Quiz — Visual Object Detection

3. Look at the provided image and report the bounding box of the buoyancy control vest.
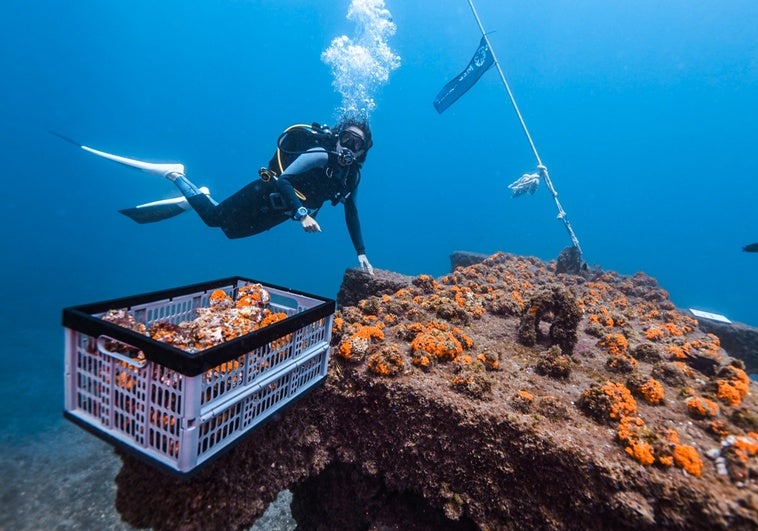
[259,123,360,206]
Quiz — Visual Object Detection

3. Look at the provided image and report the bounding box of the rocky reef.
[113,252,757,530]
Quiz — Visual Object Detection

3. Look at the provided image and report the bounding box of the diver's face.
[337,126,367,162]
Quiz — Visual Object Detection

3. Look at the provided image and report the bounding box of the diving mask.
[338,130,365,152]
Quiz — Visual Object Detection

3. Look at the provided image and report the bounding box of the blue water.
[0,0,756,525]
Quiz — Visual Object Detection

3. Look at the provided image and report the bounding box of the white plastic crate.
[63,277,334,476]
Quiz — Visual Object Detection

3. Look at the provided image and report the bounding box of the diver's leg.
[170,174,222,227]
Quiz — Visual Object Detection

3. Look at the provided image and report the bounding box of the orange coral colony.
[638,378,665,406]
[329,251,755,483]
[103,283,285,353]
[337,324,385,361]
[599,334,629,356]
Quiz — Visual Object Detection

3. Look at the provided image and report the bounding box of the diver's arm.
[276,150,329,212]
[344,193,373,274]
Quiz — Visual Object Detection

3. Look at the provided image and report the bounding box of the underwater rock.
[691,315,758,374]
[555,244,587,275]
[450,250,489,270]
[516,285,582,354]
[336,267,412,308]
[113,252,757,530]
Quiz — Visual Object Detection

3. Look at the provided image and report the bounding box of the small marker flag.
[433,36,495,113]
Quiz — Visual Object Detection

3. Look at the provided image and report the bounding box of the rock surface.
[114,252,758,530]
[693,318,758,374]
[450,251,758,374]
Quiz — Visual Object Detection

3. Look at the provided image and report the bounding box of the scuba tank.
[260,122,356,181]
[269,122,334,175]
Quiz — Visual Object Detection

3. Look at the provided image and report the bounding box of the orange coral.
[708,421,729,438]
[209,289,231,304]
[235,283,269,308]
[672,361,696,378]
[686,396,720,419]
[715,368,750,407]
[410,328,463,361]
[589,307,614,328]
[617,416,655,466]
[132,282,288,352]
[645,327,664,341]
[673,445,703,477]
[603,382,637,419]
[665,345,688,360]
[617,417,703,471]
[382,313,398,326]
[579,382,638,423]
[626,441,655,466]
[702,333,721,356]
[476,352,499,371]
[367,345,405,377]
[518,390,534,401]
[662,323,685,337]
[511,290,525,308]
[451,286,486,318]
[734,433,758,457]
[641,308,660,320]
[451,327,474,349]
[413,274,439,293]
[716,381,743,407]
[394,288,411,298]
[599,334,629,356]
[259,311,287,329]
[617,415,645,443]
[411,352,432,369]
[638,378,665,405]
[337,324,385,361]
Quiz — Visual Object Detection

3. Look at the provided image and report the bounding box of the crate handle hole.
[96,335,147,368]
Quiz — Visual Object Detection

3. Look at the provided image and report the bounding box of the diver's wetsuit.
[173,149,366,254]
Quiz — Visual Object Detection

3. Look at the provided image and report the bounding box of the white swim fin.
[50,131,184,179]
[119,187,211,224]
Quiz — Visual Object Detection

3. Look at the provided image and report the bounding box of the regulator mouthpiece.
[338,148,355,166]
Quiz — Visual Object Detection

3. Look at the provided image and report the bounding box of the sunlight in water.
[322,0,401,121]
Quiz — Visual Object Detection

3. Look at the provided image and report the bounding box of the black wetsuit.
[177,150,366,254]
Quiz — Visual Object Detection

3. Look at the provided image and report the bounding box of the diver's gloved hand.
[358,254,374,275]
[300,215,321,233]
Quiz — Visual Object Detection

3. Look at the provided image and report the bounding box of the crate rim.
[62,275,335,376]
[64,276,333,313]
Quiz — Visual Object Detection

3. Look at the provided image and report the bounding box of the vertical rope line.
[466,0,541,166]
[466,0,583,256]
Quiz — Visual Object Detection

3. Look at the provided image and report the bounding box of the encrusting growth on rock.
[112,252,758,531]
[331,252,755,485]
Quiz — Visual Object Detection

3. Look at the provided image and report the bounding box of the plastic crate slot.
[201,355,246,405]
[149,426,180,458]
[198,402,242,454]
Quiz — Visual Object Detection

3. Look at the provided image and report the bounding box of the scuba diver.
[53,118,375,274]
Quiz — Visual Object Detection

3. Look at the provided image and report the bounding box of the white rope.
[467,0,583,257]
